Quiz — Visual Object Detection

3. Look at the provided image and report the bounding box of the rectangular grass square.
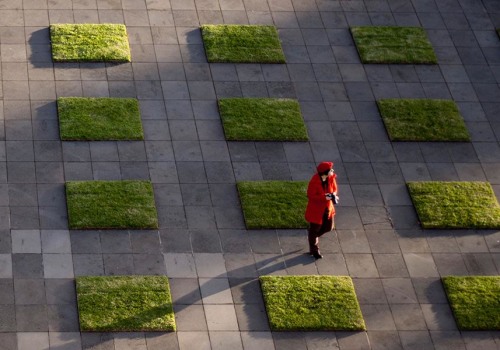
[201,25,286,63]
[260,275,366,331]
[442,276,500,330]
[66,180,159,230]
[237,181,308,229]
[218,98,308,141]
[377,99,470,141]
[50,24,131,62]
[58,97,144,141]
[351,26,437,64]
[76,276,176,332]
[407,181,500,229]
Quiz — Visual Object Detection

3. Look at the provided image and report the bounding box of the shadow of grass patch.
[58,97,143,140]
[351,26,437,64]
[442,276,500,330]
[201,25,285,63]
[50,24,131,62]
[260,276,365,331]
[377,99,470,141]
[76,276,176,332]
[237,181,308,229]
[66,180,159,229]
[218,98,308,141]
[407,182,500,229]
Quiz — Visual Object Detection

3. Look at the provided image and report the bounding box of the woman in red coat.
[305,161,338,259]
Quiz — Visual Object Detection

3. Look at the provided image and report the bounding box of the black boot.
[312,251,323,259]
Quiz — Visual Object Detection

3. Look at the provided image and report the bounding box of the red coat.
[305,173,337,225]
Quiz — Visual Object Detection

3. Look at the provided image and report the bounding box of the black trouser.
[308,210,334,254]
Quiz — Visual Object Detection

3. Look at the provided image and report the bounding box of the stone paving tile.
[43,254,74,278]
[194,253,227,277]
[367,331,403,350]
[72,254,104,276]
[421,304,458,331]
[224,253,258,278]
[398,331,435,350]
[170,278,202,305]
[430,331,466,350]
[373,254,409,278]
[337,230,371,253]
[336,332,371,350]
[253,253,287,276]
[433,253,469,276]
[234,302,270,331]
[463,253,498,275]
[390,304,428,331]
[14,279,45,305]
[40,230,71,253]
[240,332,275,350]
[209,331,244,350]
[177,331,210,350]
[382,278,419,305]
[174,304,208,331]
[360,304,396,331]
[316,253,348,275]
[204,304,239,331]
[17,333,49,350]
[164,253,197,278]
[48,332,82,350]
[273,332,307,350]
[353,278,387,305]
[103,254,134,275]
[114,333,148,350]
[345,253,379,277]
[403,253,439,278]
[11,230,41,254]
[199,277,233,304]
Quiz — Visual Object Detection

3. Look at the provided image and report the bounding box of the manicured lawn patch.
[442,276,500,330]
[350,26,437,64]
[50,24,131,62]
[58,97,143,141]
[407,181,500,229]
[66,180,159,229]
[218,98,308,141]
[76,276,176,332]
[201,25,285,63]
[377,99,470,141]
[237,181,308,229]
[260,275,365,331]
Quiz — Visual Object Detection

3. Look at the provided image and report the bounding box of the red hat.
[317,161,333,173]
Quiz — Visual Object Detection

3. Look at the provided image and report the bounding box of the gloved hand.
[333,194,339,204]
[327,192,339,204]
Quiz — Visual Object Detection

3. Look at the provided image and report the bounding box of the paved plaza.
[0,0,499,349]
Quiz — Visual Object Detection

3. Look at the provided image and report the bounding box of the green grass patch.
[201,24,286,63]
[57,97,143,141]
[407,181,500,229]
[442,276,500,330]
[260,275,366,331]
[351,26,437,64]
[237,181,308,229]
[76,276,175,332]
[377,99,470,141]
[218,98,308,141]
[50,24,131,62]
[66,180,159,230]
